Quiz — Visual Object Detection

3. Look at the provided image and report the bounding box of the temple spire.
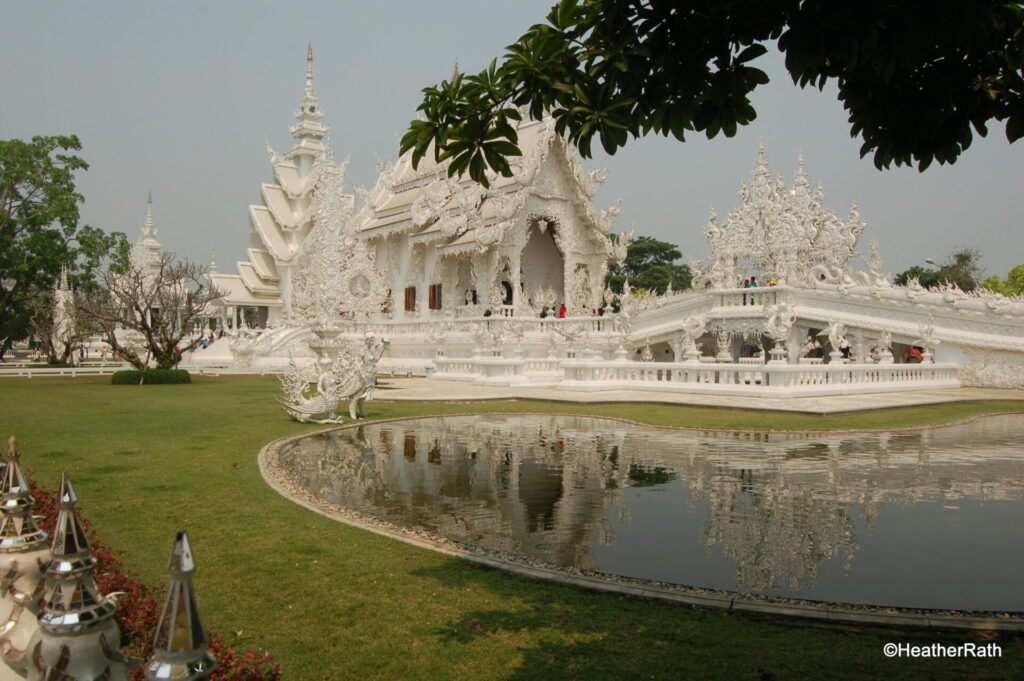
[290,42,328,143]
[142,191,157,240]
[793,149,809,191]
[145,531,215,681]
[306,42,314,95]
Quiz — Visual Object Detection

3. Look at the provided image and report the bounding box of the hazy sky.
[2,1,1022,278]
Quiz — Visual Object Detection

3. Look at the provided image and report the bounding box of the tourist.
[483,308,492,318]
[745,276,757,304]
[869,346,880,363]
[904,346,924,363]
[558,303,566,318]
[741,277,750,304]
[539,307,549,318]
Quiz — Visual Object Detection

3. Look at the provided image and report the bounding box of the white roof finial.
[143,191,156,238]
[306,41,314,94]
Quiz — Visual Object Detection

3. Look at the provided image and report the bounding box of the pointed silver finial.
[58,472,78,510]
[0,434,49,551]
[145,531,215,681]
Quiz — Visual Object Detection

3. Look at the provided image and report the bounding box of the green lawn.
[1,375,1021,681]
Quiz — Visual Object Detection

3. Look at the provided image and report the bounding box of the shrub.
[29,480,281,681]
[111,369,192,385]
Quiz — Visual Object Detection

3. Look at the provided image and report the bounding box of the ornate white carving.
[958,348,1024,389]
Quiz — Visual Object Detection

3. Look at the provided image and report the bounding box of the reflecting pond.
[278,414,1024,611]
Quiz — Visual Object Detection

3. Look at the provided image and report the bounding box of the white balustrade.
[557,360,959,396]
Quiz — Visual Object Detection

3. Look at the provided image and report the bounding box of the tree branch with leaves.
[402,0,1024,187]
[1,135,128,342]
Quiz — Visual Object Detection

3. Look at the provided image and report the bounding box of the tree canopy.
[401,0,1024,186]
[605,235,692,294]
[982,263,1024,295]
[894,248,985,291]
[0,135,126,342]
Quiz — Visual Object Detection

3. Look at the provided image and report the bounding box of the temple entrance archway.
[521,218,564,308]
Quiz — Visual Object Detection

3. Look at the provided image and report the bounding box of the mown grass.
[1,375,1021,681]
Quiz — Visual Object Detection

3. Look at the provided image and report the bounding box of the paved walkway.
[373,378,1024,414]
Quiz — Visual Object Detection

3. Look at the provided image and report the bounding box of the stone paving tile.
[373,379,1024,415]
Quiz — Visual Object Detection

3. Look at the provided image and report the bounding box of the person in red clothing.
[904,346,924,363]
[558,303,567,318]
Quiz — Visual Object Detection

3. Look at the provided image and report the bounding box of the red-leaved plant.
[30,478,281,681]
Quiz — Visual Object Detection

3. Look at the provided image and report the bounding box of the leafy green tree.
[982,263,1024,295]
[606,235,692,294]
[402,0,1024,186]
[893,265,940,289]
[0,135,127,346]
[894,248,985,291]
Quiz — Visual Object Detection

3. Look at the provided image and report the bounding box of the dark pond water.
[278,414,1024,611]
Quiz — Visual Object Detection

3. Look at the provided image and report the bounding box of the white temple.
[196,48,1024,396]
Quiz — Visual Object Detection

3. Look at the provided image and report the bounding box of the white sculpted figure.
[763,302,796,344]
[764,302,796,362]
[279,355,344,423]
[278,334,389,423]
[678,313,707,362]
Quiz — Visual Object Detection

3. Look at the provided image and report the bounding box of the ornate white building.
[198,49,1024,396]
[212,48,625,333]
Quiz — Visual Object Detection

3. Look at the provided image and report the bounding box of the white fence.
[0,364,125,378]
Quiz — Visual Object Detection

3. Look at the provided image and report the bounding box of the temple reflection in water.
[279,414,1024,611]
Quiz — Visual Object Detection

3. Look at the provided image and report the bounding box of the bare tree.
[28,289,95,364]
[79,252,223,370]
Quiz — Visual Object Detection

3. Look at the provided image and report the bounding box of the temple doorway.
[521,218,564,308]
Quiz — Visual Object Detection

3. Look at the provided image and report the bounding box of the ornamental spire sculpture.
[144,531,215,681]
[699,144,867,288]
[0,436,51,678]
[28,473,132,681]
